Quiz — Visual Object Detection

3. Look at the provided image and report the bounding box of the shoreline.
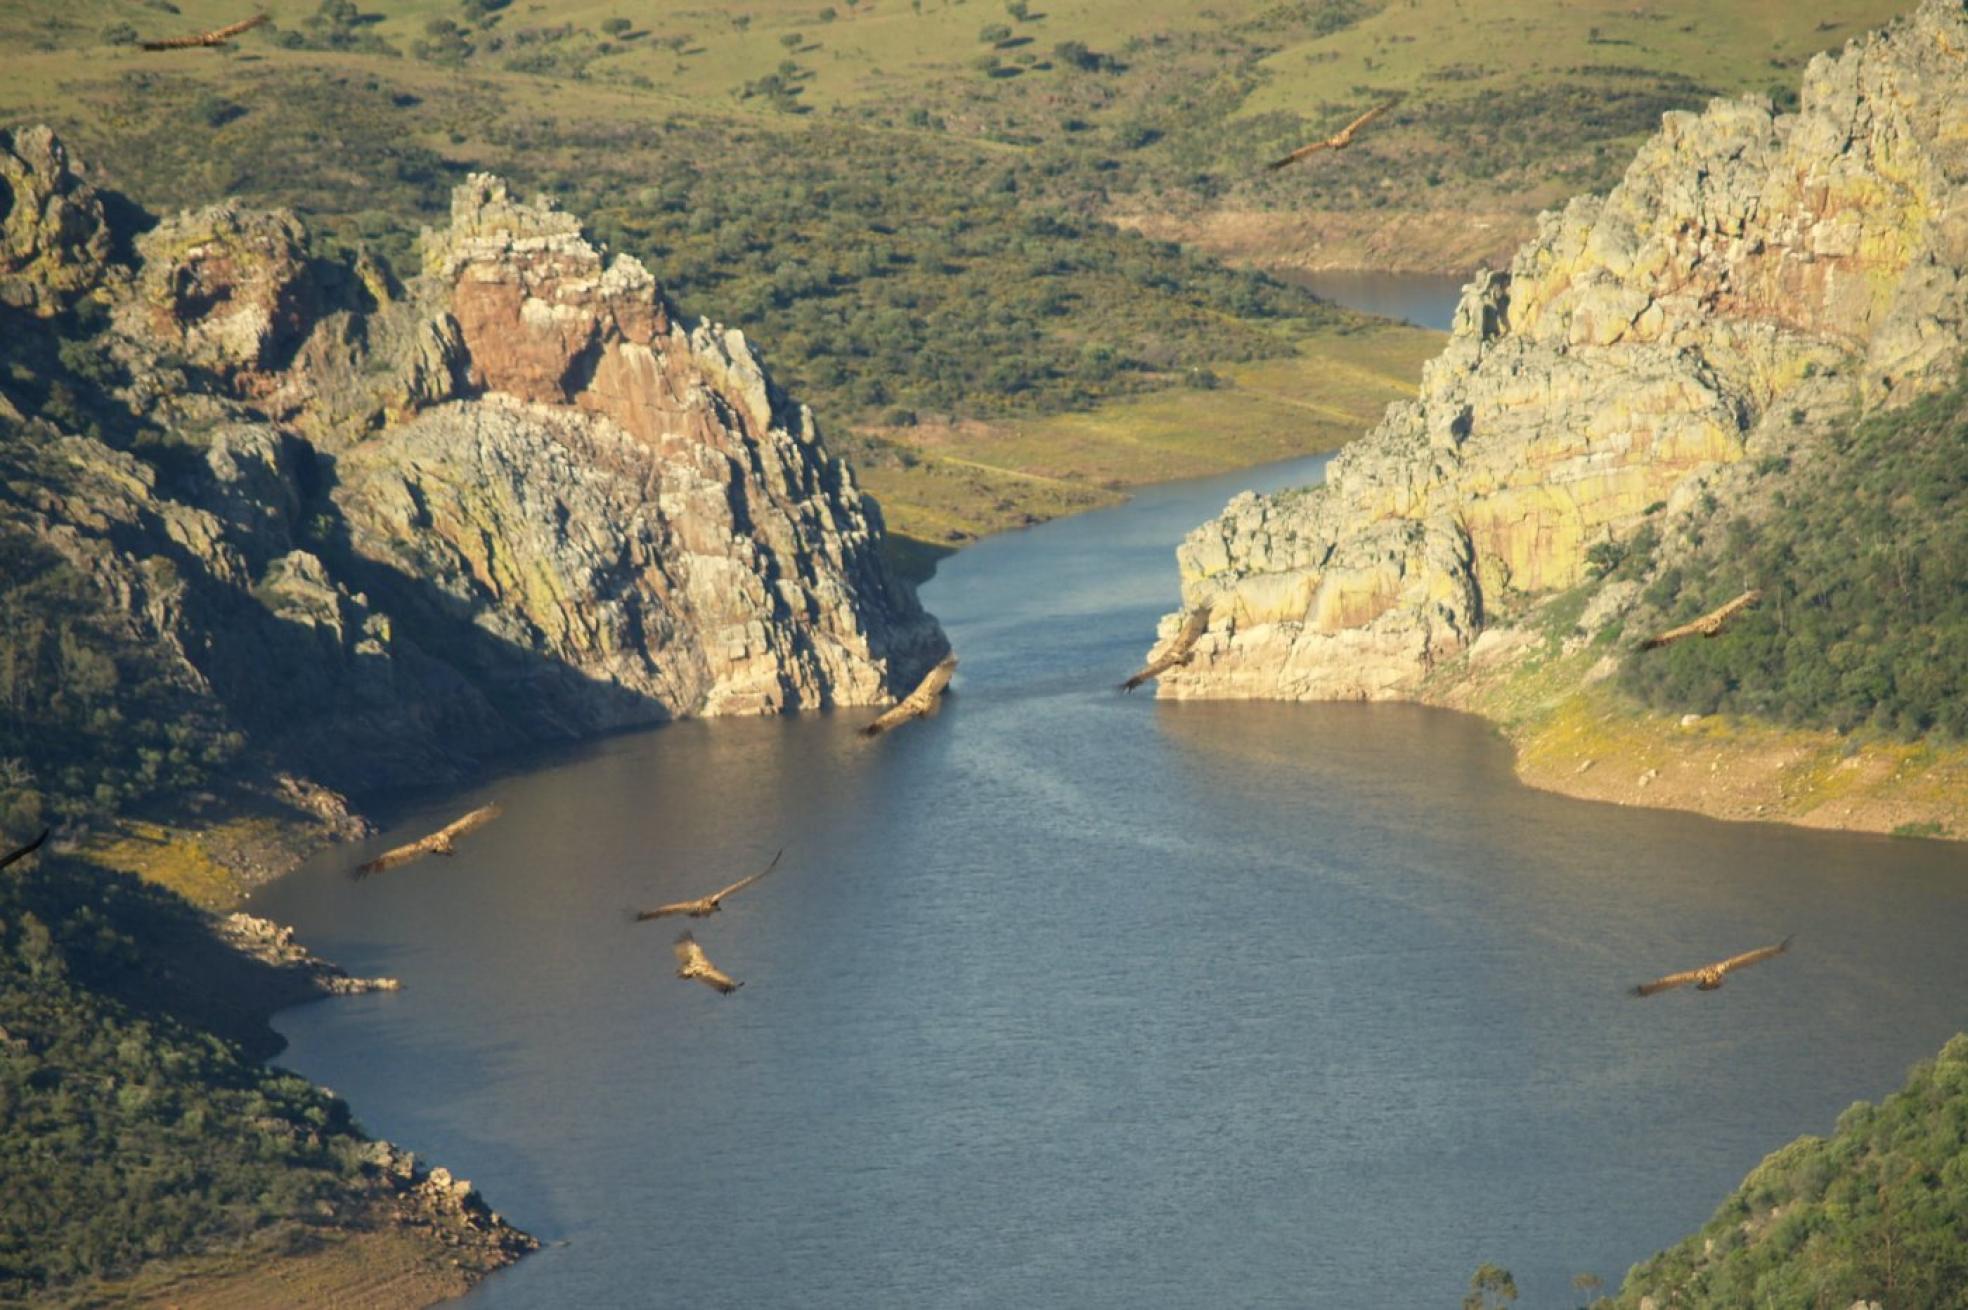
[1419,640,1968,846]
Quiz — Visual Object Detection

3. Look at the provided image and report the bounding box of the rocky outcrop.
[358,1140,539,1268]
[0,139,946,831]
[0,125,115,316]
[216,912,401,996]
[122,201,319,384]
[1158,0,1968,702]
[329,178,936,721]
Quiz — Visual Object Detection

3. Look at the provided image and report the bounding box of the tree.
[1463,1263,1518,1310]
[1571,1271,1603,1306]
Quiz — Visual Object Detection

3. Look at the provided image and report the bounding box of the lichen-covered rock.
[0,125,114,315]
[121,201,319,385]
[1160,0,1968,702]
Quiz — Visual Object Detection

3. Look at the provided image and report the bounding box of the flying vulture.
[1632,936,1793,997]
[1639,589,1763,650]
[353,804,503,879]
[673,932,743,994]
[140,13,269,50]
[1121,606,1211,692]
[0,829,50,872]
[1265,102,1394,171]
[862,655,958,737]
[632,850,783,921]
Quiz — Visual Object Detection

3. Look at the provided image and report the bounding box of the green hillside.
[1620,369,1968,742]
[1613,1033,1968,1308]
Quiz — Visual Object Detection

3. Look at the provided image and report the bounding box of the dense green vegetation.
[1614,1033,1968,1308]
[1621,376,1968,739]
[550,120,1343,427]
[0,852,380,1299]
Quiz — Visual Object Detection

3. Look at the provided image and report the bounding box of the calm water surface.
[258,456,1968,1308]
[1281,268,1466,331]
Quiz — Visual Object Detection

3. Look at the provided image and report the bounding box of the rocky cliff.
[1156,0,1968,705]
[0,128,945,861]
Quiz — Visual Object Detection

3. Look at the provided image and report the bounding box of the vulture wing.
[708,849,784,905]
[673,933,710,970]
[1120,606,1210,692]
[0,829,50,871]
[1339,102,1391,138]
[1715,935,1792,977]
[633,900,701,921]
[1265,139,1334,170]
[353,837,434,879]
[435,803,503,844]
[141,13,268,49]
[1640,590,1762,650]
[1631,967,1705,998]
[863,656,958,737]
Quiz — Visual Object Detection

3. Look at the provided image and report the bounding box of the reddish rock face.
[427,175,692,444]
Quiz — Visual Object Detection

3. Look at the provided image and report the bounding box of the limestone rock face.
[1,137,946,820]
[1162,0,1968,702]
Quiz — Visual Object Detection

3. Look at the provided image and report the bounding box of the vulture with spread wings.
[1639,589,1763,650]
[140,13,268,50]
[0,829,50,872]
[1121,606,1211,692]
[353,804,503,879]
[1266,103,1393,170]
[673,932,743,994]
[632,850,783,921]
[862,655,958,737]
[1632,936,1793,996]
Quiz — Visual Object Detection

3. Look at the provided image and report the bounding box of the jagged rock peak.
[1157,0,1968,705]
[423,172,659,311]
[0,125,115,315]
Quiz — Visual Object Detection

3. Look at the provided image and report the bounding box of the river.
[256,454,1968,1308]
[1280,268,1469,331]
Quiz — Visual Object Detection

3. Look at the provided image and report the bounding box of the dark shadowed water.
[257,455,1968,1308]
[1281,268,1467,331]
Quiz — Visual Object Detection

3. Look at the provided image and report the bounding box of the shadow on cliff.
[179,439,939,809]
[184,461,677,802]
